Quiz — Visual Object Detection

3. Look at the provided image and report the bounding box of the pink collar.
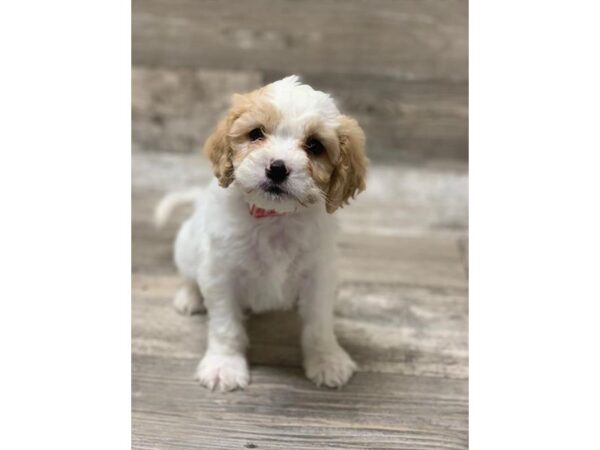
[248,204,286,219]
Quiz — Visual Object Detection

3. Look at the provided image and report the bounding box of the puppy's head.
[204,75,367,213]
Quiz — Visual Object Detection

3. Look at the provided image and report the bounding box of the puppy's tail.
[154,188,203,228]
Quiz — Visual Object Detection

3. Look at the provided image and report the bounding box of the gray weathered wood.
[133,355,468,450]
[132,0,467,81]
[133,273,467,378]
[132,67,468,162]
[273,73,468,162]
[132,151,468,448]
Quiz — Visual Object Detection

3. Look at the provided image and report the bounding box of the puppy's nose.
[266,159,289,183]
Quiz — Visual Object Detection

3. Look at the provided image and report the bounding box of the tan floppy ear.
[326,116,368,213]
[203,115,235,187]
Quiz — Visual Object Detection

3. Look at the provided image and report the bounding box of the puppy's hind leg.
[173,279,206,315]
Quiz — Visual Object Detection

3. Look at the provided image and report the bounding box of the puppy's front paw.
[304,346,357,388]
[173,283,205,315]
[195,352,249,392]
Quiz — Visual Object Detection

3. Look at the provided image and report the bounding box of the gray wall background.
[132,0,468,164]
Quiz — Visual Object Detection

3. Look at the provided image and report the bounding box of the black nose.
[266,159,289,183]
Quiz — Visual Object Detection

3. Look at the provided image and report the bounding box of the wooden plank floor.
[132,152,468,449]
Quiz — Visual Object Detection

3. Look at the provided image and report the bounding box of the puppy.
[156,76,368,392]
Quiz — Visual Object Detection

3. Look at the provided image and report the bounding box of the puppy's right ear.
[203,115,235,187]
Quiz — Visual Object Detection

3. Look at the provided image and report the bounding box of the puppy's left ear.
[203,115,235,188]
[326,116,368,213]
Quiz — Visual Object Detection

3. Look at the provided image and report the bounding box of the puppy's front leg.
[299,270,356,388]
[195,282,249,392]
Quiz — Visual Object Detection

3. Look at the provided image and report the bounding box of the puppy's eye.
[304,137,324,156]
[249,128,264,141]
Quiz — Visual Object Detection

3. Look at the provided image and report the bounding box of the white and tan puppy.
[156,75,368,392]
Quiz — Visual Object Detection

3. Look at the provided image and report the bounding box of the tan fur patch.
[229,90,281,142]
[203,89,282,186]
[301,119,340,197]
[325,116,368,213]
[308,152,336,195]
[303,119,341,163]
[203,115,235,187]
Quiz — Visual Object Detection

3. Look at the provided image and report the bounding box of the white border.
[471,1,600,449]
[0,1,131,449]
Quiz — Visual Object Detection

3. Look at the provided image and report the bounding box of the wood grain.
[133,355,468,450]
[133,273,468,378]
[132,0,468,163]
[274,73,468,162]
[132,151,468,448]
[132,0,467,81]
[132,68,468,162]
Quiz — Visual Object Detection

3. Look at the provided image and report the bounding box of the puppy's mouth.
[260,182,290,199]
